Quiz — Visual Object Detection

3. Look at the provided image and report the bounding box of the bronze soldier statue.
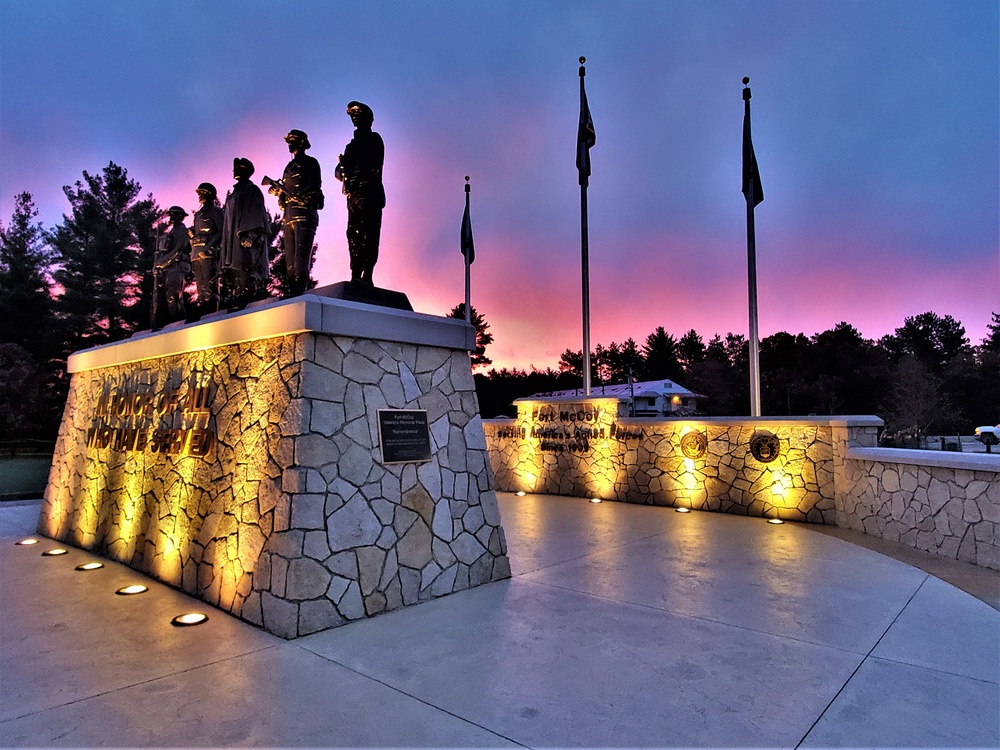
[335,101,385,286]
[220,158,270,310]
[189,182,224,318]
[264,130,323,297]
[153,206,192,329]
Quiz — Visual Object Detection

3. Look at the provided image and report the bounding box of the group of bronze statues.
[152,102,384,329]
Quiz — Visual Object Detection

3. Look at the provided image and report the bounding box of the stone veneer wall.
[485,405,1000,569]
[485,401,858,523]
[41,331,509,638]
[832,426,999,570]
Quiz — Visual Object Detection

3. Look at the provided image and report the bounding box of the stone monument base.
[40,295,510,638]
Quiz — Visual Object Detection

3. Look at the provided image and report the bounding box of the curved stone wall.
[484,399,878,523]
[486,401,1000,570]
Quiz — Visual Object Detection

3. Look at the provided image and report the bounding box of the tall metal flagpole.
[578,56,596,396]
[462,176,473,324]
[742,76,763,417]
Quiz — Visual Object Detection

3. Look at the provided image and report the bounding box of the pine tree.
[981,312,1000,354]
[0,192,56,358]
[641,326,682,381]
[677,329,706,371]
[448,303,494,368]
[49,163,159,353]
[0,193,64,441]
[880,311,971,373]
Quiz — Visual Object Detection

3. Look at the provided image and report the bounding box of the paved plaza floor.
[1,492,997,748]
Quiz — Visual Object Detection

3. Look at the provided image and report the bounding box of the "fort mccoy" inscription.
[498,402,643,454]
[86,370,215,456]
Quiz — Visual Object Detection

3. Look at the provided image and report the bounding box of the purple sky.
[1,0,997,370]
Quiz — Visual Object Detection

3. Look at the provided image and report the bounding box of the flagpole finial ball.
[580,56,586,65]
[465,175,470,183]
[742,76,750,85]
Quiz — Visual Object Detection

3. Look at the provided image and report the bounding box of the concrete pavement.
[2,493,997,747]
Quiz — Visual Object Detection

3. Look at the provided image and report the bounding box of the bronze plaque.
[680,431,708,460]
[377,409,432,464]
[749,431,781,463]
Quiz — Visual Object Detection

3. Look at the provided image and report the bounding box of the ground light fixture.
[675,507,691,513]
[767,518,785,525]
[16,538,39,545]
[516,491,526,496]
[116,584,148,596]
[590,497,602,504]
[41,548,68,556]
[75,562,104,571]
[171,613,209,627]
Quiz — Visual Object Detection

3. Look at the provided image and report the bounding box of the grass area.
[0,456,52,499]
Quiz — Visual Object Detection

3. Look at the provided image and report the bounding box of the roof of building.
[531,378,702,400]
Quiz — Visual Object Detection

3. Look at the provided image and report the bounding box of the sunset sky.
[1,0,996,370]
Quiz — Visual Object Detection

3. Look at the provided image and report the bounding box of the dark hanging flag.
[461,180,475,264]
[577,62,596,187]
[742,84,763,207]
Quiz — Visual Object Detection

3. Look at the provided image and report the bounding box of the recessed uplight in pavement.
[590,497,602,503]
[767,518,785,525]
[171,613,209,627]
[16,538,39,545]
[75,562,104,571]
[675,507,691,513]
[41,548,68,556]
[116,584,149,596]
[516,491,526,496]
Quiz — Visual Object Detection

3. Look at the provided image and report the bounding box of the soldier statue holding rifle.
[188,182,224,318]
[152,206,192,329]
[335,102,385,286]
[263,129,323,297]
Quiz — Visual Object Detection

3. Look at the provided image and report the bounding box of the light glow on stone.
[171,612,209,626]
[16,538,39,545]
[42,548,68,556]
[75,562,104,570]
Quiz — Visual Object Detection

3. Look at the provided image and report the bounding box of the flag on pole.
[742,84,763,207]
[461,181,475,264]
[577,63,596,187]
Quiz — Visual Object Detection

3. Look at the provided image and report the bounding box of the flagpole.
[743,76,761,417]
[579,56,592,397]
[464,176,472,324]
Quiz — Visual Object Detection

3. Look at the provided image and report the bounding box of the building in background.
[534,379,702,417]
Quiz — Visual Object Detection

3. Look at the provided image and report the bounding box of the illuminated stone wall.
[486,402,1000,569]
[41,299,509,638]
[485,399,859,523]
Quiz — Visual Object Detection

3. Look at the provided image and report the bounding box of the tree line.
[1,162,996,447]
[474,318,999,442]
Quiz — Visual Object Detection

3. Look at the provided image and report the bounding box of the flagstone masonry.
[40,300,509,638]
